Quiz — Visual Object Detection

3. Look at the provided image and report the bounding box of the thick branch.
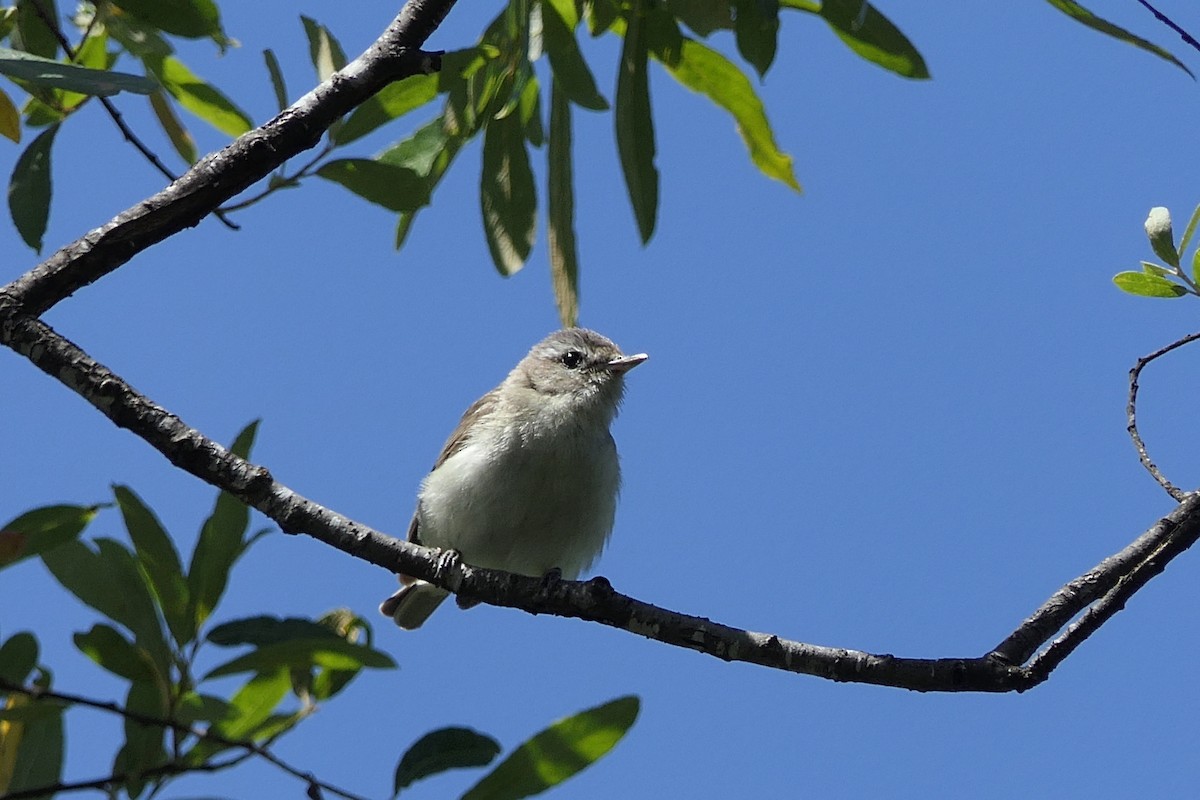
[3,309,1195,692]
[2,0,456,317]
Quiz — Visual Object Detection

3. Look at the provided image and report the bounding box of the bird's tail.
[379,580,450,629]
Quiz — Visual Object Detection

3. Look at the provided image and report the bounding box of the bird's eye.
[560,350,585,369]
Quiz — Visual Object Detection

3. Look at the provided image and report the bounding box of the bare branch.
[1126,331,1200,500]
[3,308,1197,692]
[0,679,368,800]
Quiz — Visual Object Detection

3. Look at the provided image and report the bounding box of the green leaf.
[184,669,290,764]
[784,0,930,80]
[0,631,38,685]
[316,158,431,212]
[301,16,348,83]
[41,538,171,677]
[0,504,97,571]
[117,680,168,799]
[481,111,537,275]
[111,0,226,44]
[73,624,157,683]
[202,637,396,680]
[518,71,544,146]
[8,122,59,252]
[335,74,440,146]
[586,0,620,36]
[734,0,779,78]
[1113,271,1187,298]
[3,695,63,799]
[542,0,609,111]
[394,727,501,794]
[145,54,252,137]
[667,0,734,37]
[188,422,257,630]
[548,84,579,328]
[658,37,800,192]
[13,0,57,59]
[463,696,640,800]
[0,87,19,142]
[1140,260,1170,277]
[0,47,156,95]
[1192,249,1200,286]
[263,48,288,111]
[379,117,452,175]
[207,615,342,647]
[1042,0,1192,78]
[1178,203,1200,261]
[174,692,233,726]
[115,485,193,647]
[149,89,197,165]
[616,4,658,243]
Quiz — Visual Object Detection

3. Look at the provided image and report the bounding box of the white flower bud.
[1145,206,1179,268]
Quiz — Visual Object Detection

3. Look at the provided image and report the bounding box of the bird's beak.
[607,352,648,374]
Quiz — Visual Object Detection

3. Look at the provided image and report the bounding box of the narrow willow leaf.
[8,123,59,252]
[263,48,288,111]
[1139,260,1170,277]
[1112,271,1187,298]
[542,0,609,110]
[616,4,658,243]
[548,84,579,327]
[734,0,779,79]
[1042,0,1192,78]
[1177,203,1200,260]
[659,37,800,191]
[149,90,197,165]
[394,727,501,794]
[301,16,347,82]
[667,0,734,36]
[463,696,640,800]
[335,74,439,145]
[481,111,537,275]
[207,615,341,647]
[118,680,167,799]
[0,87,18,142]
[518,72,544,146]
[0,632,37,685]
[782,0,929,80]
[3,696,63,799]
[316,158,430,212]
[587,0,620,36]
[0,46,157,95]
[42,538,171,678]
[73,624,157,682]
[146,54,252,137]
[202,636,396,680]
[0,504,96,570]
[188,421,256,629]
[115,485,192,646]
[111,0,225,43]
[13,0,57,59]
[184,669,290,765]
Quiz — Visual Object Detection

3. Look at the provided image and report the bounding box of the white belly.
[415,423,619,579]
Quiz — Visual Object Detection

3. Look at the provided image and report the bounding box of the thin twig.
[27,0,239,231]
[1135,0,1200,56]
[0,679,369,800]
[0,757,238,800]
[218,140,337,213]
[1126,330,1200,501]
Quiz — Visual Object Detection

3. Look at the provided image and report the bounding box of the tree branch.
[2,0,457,317]
[2,309,1196,692]
[0,679,368,800]
[1126,330,1200,501]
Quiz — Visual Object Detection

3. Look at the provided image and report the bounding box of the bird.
[379,328,647,629]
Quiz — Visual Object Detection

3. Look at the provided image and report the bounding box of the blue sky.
[5,1,1200,797]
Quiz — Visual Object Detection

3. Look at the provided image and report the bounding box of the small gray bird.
[379,328,647,629]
